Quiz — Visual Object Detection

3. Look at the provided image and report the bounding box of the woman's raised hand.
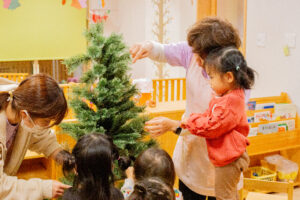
[130,41,153,63]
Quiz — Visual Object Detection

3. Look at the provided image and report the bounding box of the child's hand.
[180,118,188,129]
[52,180,71,198]
[125,166,134,179]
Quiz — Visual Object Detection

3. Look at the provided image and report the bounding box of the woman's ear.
[224,72,235,84]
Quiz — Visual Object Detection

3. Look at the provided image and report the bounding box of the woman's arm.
[0,142,69,199]
[131,41,193,69]
[28,129,61,158]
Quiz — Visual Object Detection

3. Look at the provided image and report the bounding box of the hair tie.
[7,91,13,102]
[236,65,240,71]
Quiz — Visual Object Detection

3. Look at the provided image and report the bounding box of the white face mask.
[20,110,48,133]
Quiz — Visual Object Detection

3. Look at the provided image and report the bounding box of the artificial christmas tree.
[61,23,156,178]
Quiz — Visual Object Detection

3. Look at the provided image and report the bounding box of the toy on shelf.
[264,155,299,182]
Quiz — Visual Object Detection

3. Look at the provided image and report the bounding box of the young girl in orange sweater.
[181,46,256,200]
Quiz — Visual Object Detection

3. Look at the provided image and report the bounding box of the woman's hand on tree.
[145,117,180,137]
[130,41,153,63]
[52,180,71,198]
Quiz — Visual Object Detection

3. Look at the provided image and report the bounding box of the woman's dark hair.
[62,133,129,200]
[204,46,255,89]
[187,17,241,58]
[128,177,175,200]
[0,74,67,126]
[134,148,175,186]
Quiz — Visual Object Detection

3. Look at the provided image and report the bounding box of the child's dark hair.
[0,74,67,126]
[62,133,130,200]
[187,17,241,58]
[127,177,175,200]
[134,148,175,187]
[204,46,255,89]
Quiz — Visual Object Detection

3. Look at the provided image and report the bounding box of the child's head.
[187,17,241,66]
[133,148,175,187]
[0,74,67,129]
[63,133,129,200]
[128,177,175,200]
[204,46,255,96]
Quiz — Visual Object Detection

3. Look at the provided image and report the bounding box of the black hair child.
[62,133,130,200]
[128,177,175,200]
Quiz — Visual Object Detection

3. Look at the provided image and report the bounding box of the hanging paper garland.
[3,0,20,10]
[92,12,108,23]
[90,9,110,23]
[71,0,82,9]
[3,0,11,8]
[78,0,87,8]
[98,0,105,8]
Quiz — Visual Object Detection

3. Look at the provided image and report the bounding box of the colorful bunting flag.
[3,0,20,10]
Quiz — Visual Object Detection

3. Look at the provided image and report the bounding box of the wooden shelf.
[16,158,50,180]
[247,129,300,156]
[23,150,45,160]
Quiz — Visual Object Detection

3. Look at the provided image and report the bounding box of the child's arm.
[120,167,134,198]
[185,103,242,139]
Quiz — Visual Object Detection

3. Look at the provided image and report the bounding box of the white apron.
[172,56,215,196]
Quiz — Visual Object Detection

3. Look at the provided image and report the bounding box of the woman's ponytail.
[0,92,11,110]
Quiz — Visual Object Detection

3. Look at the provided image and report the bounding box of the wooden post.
[83,2,91,73]
[33,60,39,74]
[242,0,247,56]
[197,0,217,21]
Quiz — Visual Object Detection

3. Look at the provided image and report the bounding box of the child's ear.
[225,72,235,84]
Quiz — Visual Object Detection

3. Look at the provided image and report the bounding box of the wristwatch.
[173,127,182,135]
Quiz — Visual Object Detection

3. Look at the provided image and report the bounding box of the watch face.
[175,127,182,135]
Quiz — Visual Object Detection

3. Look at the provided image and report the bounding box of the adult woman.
[0,74,71,199]
[131,17,242,200]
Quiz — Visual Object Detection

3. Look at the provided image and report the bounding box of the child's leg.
[215,152,250,200]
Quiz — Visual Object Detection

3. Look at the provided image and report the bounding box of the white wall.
[101,0,197,79]
[246,0,300,110]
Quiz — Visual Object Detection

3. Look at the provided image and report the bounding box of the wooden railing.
[0,73,29,82]
[59,78,187,119]
[152,78,186,102]
[0,74,187,103]
[60,78,187,103]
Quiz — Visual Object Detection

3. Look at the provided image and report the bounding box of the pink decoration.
[3,0,11,8]
[78,0,87,8]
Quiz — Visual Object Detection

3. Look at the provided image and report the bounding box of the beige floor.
[260,187,300,200]
[245,187,300,200]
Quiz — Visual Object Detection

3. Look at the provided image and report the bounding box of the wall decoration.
[152,0,172,79]
[3,0,20,10]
